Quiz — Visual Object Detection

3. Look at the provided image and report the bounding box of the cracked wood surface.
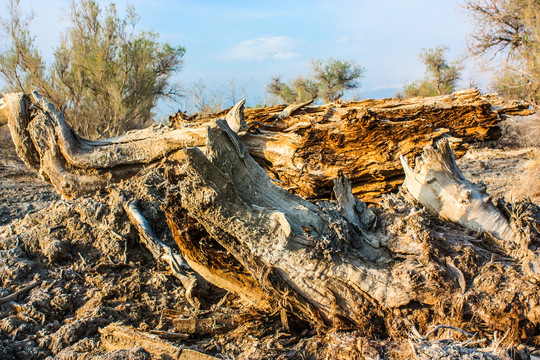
[171,88,532,201]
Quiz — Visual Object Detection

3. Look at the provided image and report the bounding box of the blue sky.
[0,0,490,116]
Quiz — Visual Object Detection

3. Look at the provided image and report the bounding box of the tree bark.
[170,89,533,201]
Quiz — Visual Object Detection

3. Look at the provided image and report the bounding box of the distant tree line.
[267,0,539,105]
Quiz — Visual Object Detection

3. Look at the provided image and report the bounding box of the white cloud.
[224,36,300,61]
[338,35,364,43]
[272,51,299,60]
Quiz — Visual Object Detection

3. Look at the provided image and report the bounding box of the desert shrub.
[0,0,185,139]
[511,150,540,201]
[402,45,462,97]
[267,58,365,103]
[499,113,540,148]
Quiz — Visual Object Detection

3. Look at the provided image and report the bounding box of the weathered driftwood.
[172,311,242,335]
[164,119,411,326]
[99,324,218,360]
[401,141,516,241]
[401,140,540,282]
[0,89,532,201]
[163,119,540,332]
[2,91,539,342]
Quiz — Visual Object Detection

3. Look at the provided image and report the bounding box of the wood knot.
[328,132,344,146]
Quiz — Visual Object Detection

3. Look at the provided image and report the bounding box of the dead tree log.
[170,89,532,201]
[2,91,539,343]
[163,120,540,336]
[1,89,531,201]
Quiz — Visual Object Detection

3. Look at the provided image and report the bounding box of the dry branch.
[172,311,242,335]
[0,280,42,306]
[123,198,200,308]
[99,324,218,360]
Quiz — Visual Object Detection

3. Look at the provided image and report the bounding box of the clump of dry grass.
[511,150,540,202]
[500,113,540,148]
[498,112,540,201]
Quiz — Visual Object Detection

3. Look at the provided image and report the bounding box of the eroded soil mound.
[0,168,190,359]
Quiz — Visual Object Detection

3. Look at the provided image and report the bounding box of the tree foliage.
[266,58,365,103]
[0,0,185,138]
[311,58,365,102]
[402,46,462,97]
[401,79,440,98]
[266,75,319,104]
[464,0,540,105]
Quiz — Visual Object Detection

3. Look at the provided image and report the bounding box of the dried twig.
[100,324,218,359]
[411,324,474,341]
[0,280,42,306]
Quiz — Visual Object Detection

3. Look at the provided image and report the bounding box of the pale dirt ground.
[458,146,540,203]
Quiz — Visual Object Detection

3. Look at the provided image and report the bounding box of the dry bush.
[500,113,540,147]
[0,0,184,139]
[511,151,540,202]
[494,112,540,201]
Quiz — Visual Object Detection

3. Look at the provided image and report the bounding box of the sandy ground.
[0,166,59,226]
[458,146,540,202]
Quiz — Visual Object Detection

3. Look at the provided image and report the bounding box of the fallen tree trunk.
[163,120,540,335]
[1,91,539,346]
[170,89,533,201]
[0,89,531,201]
